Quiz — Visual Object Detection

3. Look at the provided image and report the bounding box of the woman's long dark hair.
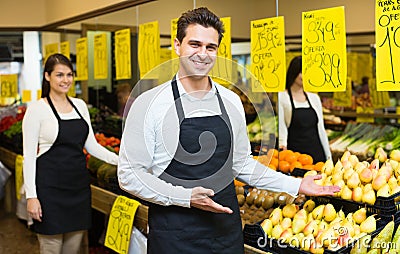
[285,56,302,90]
[41,53,73,98]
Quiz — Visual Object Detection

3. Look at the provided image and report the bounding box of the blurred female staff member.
[278,56,331,163]
[23,53,118,254]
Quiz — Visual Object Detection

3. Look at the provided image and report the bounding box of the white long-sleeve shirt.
[118,78,302,208]
[22,97,119,199]
[278,91,331,160]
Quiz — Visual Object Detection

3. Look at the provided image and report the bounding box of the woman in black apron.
[281,56,329,163]
[147,77,244,254]
[23,54,118,254]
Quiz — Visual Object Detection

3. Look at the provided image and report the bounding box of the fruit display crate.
[289,167,400,220]
[243,198,391,254]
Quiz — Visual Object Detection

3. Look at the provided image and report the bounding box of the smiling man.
[118,7,340,254]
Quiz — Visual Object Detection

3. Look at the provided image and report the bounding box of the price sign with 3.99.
[302,6,347,92]
[1,74,18,98]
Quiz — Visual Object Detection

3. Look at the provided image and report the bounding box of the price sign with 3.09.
[0,74,18,98]
[302,6,347,92]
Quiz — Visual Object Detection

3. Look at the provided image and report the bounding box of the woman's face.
[45,64,73,95]
[293,72,303,88]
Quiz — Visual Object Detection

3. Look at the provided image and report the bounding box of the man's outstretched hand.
[190,186,233,214]
[299,175,341,196]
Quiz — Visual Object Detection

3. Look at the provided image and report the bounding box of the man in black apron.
[118,7,340,254]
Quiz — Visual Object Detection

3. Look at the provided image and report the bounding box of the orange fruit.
[270,158,279,169]
[267,149,279,159]
[314,162,325,172]
[268,164,277,170]
[298,154,313,166]
[293,152,301,160]
[278,161,291,173]
[279,149,294,161]
[302,164,315,170]
[290,161,302,172]
[285,153,298,164]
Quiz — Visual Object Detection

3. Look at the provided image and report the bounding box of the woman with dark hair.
[22,53,118,253]
[278,56,331,163]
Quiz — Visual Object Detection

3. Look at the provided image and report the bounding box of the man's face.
[174,24,219,79]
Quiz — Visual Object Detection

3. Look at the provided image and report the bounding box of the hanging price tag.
[138,21,160,79]
[94,33,108,80]
[60,41,70,59]
[76,38,88,81]
[22,90,31,103]
[45,43,59,63]
[302,6,347,92]
[115,28,132,80]
[250,16,286,92]
[105,196,140,254]
[1,74,18,98]
[15,155,23,201]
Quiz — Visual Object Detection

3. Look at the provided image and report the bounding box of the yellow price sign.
[115,28,132,80]
[76,38,88,81]
[138,21,160,79]
[15,155,23,201]
[376,0,400,90]
[105,196,140,254]
[369,78,391,108]
[302,6,347,92]
[0,74,18,98]
[210,17,232,85]
[94,33,108,80]
[60,41,70,59]
[37,89,42,100]
[250,16,286,93]
[45,43,59,63]
[22,90,31,103]
[356,106,374,123]
[333,77,352,107]
[170,18,180,77]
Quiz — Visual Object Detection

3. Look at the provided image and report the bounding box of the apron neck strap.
[47,95,84,120]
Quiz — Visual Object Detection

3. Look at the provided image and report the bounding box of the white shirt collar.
[175,73,217,101]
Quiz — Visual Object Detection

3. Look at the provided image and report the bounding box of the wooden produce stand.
[0,146,265,254]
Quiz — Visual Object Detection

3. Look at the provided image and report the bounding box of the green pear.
[282,203,298,219]
[362,189,376,205]
[303,199,316,213]
[281,217,292,230]
[352,186,363,202]
[370,220,394,252]
[377,183,391,197]
[323,203,337,222]
[271,224,284,239]
[292,218,307,234]
[303,220,319,237]
[350,234,371,254]
[269,207,283,226]
[333,179,345,197]
[388,176,398,190]
[354,161,367,174]
[389,159,399,172]
[360,215,376,233]
[312,205,325,220]
[322,159,334,176]
[347,171,361,189]
[352,208,367,225]
[332,170,344,184]
[261,219,273,236]
[341,185,353,200]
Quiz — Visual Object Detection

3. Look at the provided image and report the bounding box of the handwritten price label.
[76,38,88,81]
[105,196,140,254]
[302,6,347,92]
[333,77,352,107]
[138,21,160,79]
[60,41,70,59]
[45,43,59,63]
[376,0,400,90]
[115,28,132,80]
[94,33,108,80]
[15,155,23,201]
[250,16,286,92]
[0,74,18,98]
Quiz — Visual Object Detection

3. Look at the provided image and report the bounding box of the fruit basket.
[243,197,390,254]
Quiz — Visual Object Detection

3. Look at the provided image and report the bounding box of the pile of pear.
[261,199,377,253]
[236,186,307,226]
[304,150,400,205]
[350,218,400,254]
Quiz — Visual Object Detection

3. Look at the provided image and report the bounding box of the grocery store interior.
[2,0,400,253]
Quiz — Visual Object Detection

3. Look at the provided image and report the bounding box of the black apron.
[33,96,90,235]
[287,89,325,163]
[147,77,244,254]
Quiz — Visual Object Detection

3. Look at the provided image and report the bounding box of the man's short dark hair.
[176,7,225,45]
